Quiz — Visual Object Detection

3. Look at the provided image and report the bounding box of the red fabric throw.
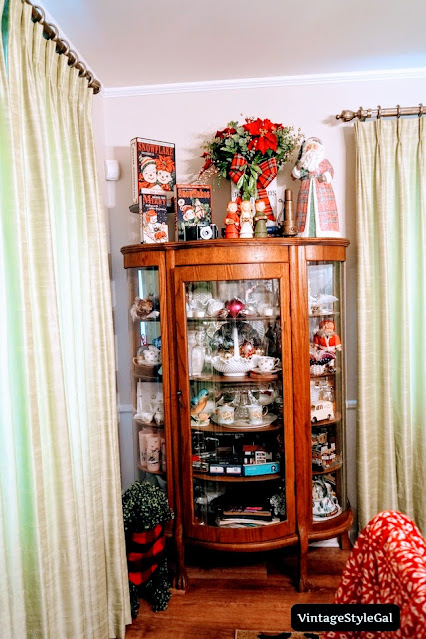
[127,523,166,587]
[324,511,426,639]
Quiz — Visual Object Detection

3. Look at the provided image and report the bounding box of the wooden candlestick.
[283,188,297,236]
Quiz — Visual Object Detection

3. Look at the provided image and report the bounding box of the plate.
[211,413,277,428]
[251,367,282,375]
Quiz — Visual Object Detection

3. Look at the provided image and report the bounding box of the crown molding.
[101,67,426,99]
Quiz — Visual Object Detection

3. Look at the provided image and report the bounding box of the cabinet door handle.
[177,389,183,407]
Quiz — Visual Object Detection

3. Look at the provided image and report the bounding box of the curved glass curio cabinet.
[122,238,352,590]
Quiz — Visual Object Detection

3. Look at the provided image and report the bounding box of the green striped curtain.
[0,1,130,637]
[355,117,426,535]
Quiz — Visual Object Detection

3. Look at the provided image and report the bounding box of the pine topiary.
[122,480,174,615]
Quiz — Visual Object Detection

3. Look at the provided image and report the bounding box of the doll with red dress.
[224,201,240,239]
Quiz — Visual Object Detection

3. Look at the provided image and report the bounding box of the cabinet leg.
[297,526,313,592]
[339,531,352,550]
[171,530,189,591]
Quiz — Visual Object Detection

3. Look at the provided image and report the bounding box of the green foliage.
[122,480,174,532]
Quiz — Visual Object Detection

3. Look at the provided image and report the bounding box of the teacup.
[257,356,280,372]
[247,404,268,425]
[139,411,155,424]
[216,404,235,425]
[143,349,160,364]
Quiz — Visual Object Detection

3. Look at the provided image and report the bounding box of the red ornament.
[225,298,245,318]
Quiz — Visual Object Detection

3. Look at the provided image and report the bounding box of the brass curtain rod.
[336,104,425,122]
[23,0,101,94]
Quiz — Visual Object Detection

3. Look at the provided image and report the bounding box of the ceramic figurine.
[313,319,341,353]
[291,137,340,237]
[224,201,240,239]
[253,200,268,238]
[190,388,209,415]
[239,200,254,238]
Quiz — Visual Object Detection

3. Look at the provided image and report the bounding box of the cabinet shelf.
[309,311,340,318]
[311,411,342,427]
[190,422,281,433]
[312,462,343,476]
[187,315,280,323]
[190,374,281,384]
[310,367,341,379]
[193,472,281,482]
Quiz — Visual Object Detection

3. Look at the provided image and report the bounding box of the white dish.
[251,367,282,375]
[211,413,277,428]
[212,355,256,376]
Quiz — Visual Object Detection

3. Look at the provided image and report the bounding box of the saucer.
[251,367,282,375]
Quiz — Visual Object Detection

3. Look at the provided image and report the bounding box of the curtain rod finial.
[336,110,356,122]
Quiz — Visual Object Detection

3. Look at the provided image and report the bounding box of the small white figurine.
[239,200,254,238]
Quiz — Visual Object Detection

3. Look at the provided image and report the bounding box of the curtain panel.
[355,117,426,535]
[0,0,130,637]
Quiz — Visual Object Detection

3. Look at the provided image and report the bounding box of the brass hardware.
[337,103,426,121]
[24,0,101,94]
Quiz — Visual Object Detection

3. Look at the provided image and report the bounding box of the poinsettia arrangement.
[199,117,302,202]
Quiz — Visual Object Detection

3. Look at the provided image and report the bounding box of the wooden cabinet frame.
[122,238,352,591]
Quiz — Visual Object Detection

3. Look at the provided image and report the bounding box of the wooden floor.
[124,544,350,639]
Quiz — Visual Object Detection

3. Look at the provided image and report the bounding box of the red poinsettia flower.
[215,126,236,139]
[243,118,278,154]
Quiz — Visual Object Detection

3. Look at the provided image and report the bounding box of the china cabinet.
[122,238,352,590]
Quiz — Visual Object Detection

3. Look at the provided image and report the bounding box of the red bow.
[228,154,277,218]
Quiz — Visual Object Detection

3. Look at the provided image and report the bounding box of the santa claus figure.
[313,319,341,352]
[291,137,340,237]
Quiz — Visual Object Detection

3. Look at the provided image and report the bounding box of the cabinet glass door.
[128,266,166,491]
[177,268,293,534]
[308,261,347,522]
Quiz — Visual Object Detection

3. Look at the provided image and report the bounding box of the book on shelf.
[139,192,168,244]
[174,184,212,241]
[216,517,278,528]
[221,509,273,522]
[131,137,176,204]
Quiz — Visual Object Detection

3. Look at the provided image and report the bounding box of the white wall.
[96,73,425,530]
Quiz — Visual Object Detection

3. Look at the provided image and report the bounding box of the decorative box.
[243,462,280,476]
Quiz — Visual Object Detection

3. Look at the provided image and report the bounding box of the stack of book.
[216,507,277,528]
[131,137,176,243]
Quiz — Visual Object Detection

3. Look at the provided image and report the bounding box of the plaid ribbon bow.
[228,154,277,217]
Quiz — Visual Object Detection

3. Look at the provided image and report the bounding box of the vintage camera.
[185,224,219,241]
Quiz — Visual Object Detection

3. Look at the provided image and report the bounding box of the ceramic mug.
[247,404,268,425]
[257,356,280,372]
[216,404,235,425]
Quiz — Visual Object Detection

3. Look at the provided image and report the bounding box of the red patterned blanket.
[324,511,426,638]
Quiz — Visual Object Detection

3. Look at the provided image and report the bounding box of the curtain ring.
[31,4,45,24]
[56,38,70,56]
[75,61,87,77]
[85,70,93,84]
[396,104,401,118]
[419,103,424,117]
[45,22,59,41]
[377,105,382,119]
[67,50,78,68]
